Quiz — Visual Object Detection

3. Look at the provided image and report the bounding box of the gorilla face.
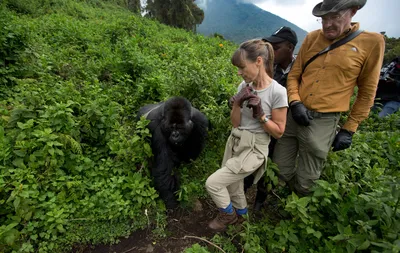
[167,121,194,146]
[161,97,194,147]
[162,113,194,147]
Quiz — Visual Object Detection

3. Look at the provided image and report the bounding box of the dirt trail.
[74,187,278,253]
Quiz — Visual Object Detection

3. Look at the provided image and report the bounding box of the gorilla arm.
[150,125,180,209]
[183,107,209,160]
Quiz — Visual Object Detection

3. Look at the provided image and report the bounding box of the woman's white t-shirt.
[237,80,288,133]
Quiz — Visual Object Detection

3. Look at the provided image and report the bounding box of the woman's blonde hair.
[231,39,274,78]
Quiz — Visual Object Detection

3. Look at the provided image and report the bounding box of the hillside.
[1,0,399,253]
[196,0,308,51]
[0,1,240,251]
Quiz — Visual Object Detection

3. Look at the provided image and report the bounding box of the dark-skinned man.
[264,26,298,88]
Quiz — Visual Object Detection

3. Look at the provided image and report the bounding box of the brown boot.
[236,214,246,224]
[208,210,238,231]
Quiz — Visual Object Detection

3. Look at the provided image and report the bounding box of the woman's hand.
[246,96,264,120]
[229,85,255,108]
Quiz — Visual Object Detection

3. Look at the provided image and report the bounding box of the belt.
[308,111,340,118]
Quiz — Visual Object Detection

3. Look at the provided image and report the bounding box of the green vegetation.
[1,0,399,252]
[0,0,238,251]
[185,113,400,252]
[384,36,400,64]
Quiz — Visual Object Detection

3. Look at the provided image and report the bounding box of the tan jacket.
[287,23,385,132]
[222,128,270,184]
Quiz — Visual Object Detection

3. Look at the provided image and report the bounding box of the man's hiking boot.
[253,201,264,212]
[208,210,238,231]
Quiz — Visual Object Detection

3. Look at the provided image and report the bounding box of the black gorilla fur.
[137,97,210,209]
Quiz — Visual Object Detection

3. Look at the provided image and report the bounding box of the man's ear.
[287,42,294,52]
[350,7,358,17]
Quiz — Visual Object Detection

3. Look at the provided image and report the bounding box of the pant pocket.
[240,152,264,173]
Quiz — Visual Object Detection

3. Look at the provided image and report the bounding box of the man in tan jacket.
[273,0,385,195]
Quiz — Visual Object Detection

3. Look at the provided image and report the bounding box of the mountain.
[195,0,308,51]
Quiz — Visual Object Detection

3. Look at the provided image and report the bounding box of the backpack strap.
[302,29,364,73]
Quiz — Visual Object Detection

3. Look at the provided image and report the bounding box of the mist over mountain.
[195,0,308,51]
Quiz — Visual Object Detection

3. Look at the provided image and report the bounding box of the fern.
[58,133,82,155]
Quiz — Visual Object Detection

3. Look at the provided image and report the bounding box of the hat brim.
[312,0,366,17]
[262,35,286,44]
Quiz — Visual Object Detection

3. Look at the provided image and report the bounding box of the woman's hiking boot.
[208,210,238,231]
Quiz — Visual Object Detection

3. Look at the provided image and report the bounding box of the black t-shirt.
[274,66,288,88]
[273,58,296,88]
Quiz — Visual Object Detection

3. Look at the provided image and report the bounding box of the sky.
[241,0,399,38]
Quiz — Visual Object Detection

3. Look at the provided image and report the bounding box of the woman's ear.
[256,56,263,65]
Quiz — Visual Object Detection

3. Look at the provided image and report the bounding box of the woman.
[205,39,288,231]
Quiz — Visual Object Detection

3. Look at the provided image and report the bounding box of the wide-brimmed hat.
[262,26,298,46]
[312,0,366,17]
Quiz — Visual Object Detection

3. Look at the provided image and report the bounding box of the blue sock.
[236,207,248,216]
[220,203,234,214]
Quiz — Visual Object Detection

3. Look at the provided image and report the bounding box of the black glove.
[229,85,254,108]
[247,96,264,120]
[290,102,313,126]
[332,129,354,152]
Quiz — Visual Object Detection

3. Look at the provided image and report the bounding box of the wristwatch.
[260,116,269,124]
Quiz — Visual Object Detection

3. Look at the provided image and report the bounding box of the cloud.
[255,0,320,31]
[197,0,399,38]
[196,0,209,10]
[254,0,399,37]
[239,0,306,5]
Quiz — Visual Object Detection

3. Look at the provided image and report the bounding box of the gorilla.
[137,97,210,209]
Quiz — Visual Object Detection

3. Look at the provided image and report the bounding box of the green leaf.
[55,149,64,156]
[30,234,38,241]
[12,158,26,169]
[346,243,356,253]
[288,233,299,243]
[370,241,393,249]
[313,187,325,197]
[383,204,393,218]
[367,220,379,226]
[24,211,32,221]
[3,229,19,245]
[56,224,65,233]
[13,197,20,210]
[13,149,27,157]
[357,240,370,250]
[331,234,347,241]
[337,222,345,234]
[344,225,352,234]
[0,223,19,236]
[314,231,322,239]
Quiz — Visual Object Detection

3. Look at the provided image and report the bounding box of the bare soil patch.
[73,186,282,253]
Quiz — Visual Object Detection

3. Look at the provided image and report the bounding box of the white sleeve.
[273,86,289,109]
